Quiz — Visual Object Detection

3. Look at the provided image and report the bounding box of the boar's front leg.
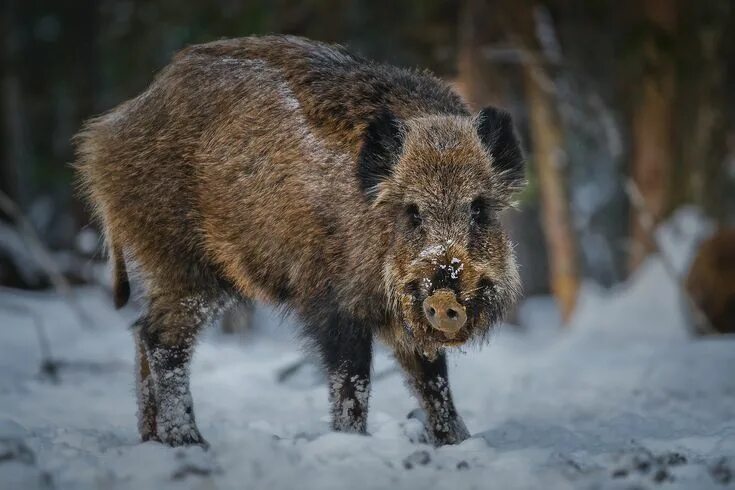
[396,350,470,446]
[311,313,373,434]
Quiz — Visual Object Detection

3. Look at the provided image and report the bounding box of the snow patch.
[0,208,733,489]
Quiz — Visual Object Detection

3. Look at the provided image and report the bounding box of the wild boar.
[75,35,525,447]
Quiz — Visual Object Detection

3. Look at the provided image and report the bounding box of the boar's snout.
[422,289,467,338]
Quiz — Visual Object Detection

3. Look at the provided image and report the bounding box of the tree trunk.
[675,1,730,225]
[628,0,677,271]
[523,61,580,323]
[456,0,508,110]
[510,3,580,323]
[1,0,30,210]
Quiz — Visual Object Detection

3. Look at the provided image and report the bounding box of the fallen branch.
[276,357,314,384]
[0,190,94,329]
[0,299,60,382]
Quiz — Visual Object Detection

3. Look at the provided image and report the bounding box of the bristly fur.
[357,110,405,198]
[73,35,525,447]
[476,106,526,191]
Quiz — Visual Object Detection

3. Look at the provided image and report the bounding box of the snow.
[1,207,733,489]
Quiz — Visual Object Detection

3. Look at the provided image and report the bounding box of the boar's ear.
[476,106,526,191]
[357,110,405,199]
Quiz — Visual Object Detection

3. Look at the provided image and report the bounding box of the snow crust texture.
[0,208,733,490]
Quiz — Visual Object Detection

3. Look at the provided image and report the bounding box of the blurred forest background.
[1,0,734,329]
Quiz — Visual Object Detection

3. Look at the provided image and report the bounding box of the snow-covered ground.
[1,208,733,490]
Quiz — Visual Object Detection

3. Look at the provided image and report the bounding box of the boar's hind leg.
[312,313,373,434]
[396,350,470,446]
[136,293,228,447]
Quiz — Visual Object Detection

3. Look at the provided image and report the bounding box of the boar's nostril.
[421,290,467,336]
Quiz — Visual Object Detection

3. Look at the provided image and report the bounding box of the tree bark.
[512,3,580,323]
[523,61,580,323]
[1,0,30,210]
[628,0,677,271]
[675,1,729,225]
[456,0,508,110]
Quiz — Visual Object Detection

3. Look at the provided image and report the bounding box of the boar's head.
[358,107,525,355]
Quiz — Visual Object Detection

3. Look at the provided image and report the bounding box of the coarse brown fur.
[74,35,525,447]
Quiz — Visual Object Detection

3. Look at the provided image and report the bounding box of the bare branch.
[0,189,95,329]
[0,297,60,382]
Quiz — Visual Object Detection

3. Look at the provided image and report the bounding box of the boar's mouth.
[400,277,501,347]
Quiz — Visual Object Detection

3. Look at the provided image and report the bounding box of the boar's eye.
[405,203,422,228]
[470,197,489,226]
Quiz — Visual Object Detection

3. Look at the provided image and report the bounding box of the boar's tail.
[110,240,130,309]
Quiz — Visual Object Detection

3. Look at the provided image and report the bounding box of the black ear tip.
[476,106,525,189]
[476,106,518,146]
[478,106,513,129]
[479,106,504,118]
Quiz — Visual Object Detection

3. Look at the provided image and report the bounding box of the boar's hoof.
[157,426,209,449]
[408,408,470,446]
[426,417,470,446]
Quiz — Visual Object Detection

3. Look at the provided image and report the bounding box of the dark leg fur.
[396,350,469,445]
[310,310,373,434]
